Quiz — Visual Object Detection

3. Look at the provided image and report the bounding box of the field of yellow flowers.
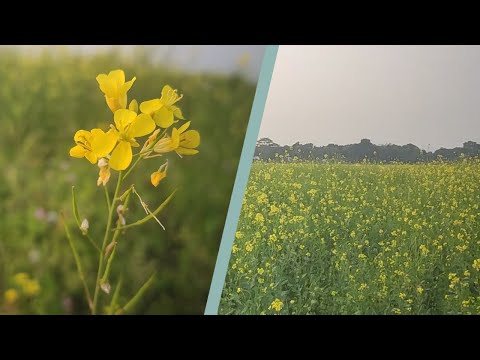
[220,160,480,314]
[0,47,255,314]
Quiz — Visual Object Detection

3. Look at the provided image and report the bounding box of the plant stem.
[104,185,111,212]
[114,190,177,231]
[92,170,123,314]
[86,234,101,253]
[101,189,132,284]
[122,155,143,182]
[62,212,93,312]
[115,272,156,315]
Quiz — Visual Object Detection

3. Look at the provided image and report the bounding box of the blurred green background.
[0,45,264,314]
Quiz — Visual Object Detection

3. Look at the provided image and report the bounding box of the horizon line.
[257,137,478,153]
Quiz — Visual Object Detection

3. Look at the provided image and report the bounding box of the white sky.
[259,45,480,151]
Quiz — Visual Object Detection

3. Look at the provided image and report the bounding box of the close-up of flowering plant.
[65,69,200,314]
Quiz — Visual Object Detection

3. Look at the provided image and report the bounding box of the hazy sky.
[259,45,480,151]
[4,45,266,81]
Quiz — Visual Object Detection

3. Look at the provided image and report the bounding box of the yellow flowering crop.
[220,159,480,315]
[65,69,201,315]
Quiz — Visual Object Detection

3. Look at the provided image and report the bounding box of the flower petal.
[85,151,98,164]
[127,114,156,138]
[128,99,138,113]
[151,171,167,187]
[109,141,133,171]
[180,130,200,149]
[114,109,137,133]
[108,69,125,87]
[122,77,136,93]
[171,105,185,120]
[96,74,115,96]
[70,145,87,158]
[74,130,92,144]
[153,106,174,128]
[177,121,191,134]
[91,129,119,158]
[140,99,162,115]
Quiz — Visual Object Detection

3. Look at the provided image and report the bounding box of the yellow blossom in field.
[245,242,254,252]
[416,287,424,295]
[96,69,136,113]
[237,288,241,293]
[257,268,265,275]
[269,234,277,243]
[269,298,284,312]
[399,292,406,300]
[4,289,18,304]
[140,85,185,128]
[254,213,265,224]
[232,244,239,253]
[14,272,29,286]
[473,259,480,272]
[235,231,244,240]
[392,308,402,315]
[23,279,40,296]
[108,109,156,170]
[419,244,429,256]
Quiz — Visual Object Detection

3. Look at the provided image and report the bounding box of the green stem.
[71,186,81,228]
[104,185,111,213]
[116,272,156,315]
[122,156,143,182]
[92,170,123,315]
[109,274,123,314]
[114,190,177,231]
[101,190,132,285]
[62,212,93,312]
[86,234,101,253]
[73,186,101,253]
[101,244,116,285]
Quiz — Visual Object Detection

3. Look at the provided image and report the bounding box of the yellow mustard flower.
[108,109,156,170]
[23,279,41,297]
[13,272,29,286]
[151,162,168,187]
[69,129,117,164]
[154,128,181,154]
[269,298,284,312]
[96,70,136,113]
[4,288,19,304]
[140,85,185,128]
[176,121,200,156]
[473,259,480,272]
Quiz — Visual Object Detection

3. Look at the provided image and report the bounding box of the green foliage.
[220,160,480,315]
[0,47,255,314]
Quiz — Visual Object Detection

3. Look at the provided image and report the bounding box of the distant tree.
[253,138,480,163]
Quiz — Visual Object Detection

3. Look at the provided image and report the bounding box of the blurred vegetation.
[0,46,256,314]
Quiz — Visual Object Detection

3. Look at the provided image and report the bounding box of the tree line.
[255,138,480,163]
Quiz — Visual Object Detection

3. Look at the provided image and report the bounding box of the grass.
[220,160,480,315]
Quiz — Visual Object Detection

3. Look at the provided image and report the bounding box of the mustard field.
[220,160,480,314]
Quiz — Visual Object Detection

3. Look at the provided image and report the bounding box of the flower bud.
[80,218,89,235]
